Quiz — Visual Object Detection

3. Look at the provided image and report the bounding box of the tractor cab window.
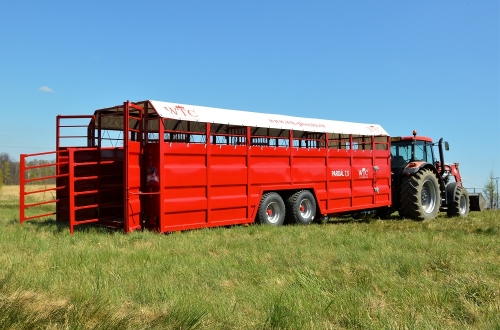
[413,141,434,164]
[391,142,411,166]
[391,140,434,167]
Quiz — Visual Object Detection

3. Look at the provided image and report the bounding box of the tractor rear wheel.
[447,186,470,217]
[400,168,440,220]
[257,192,286,226]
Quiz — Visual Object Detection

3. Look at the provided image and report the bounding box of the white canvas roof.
[149,100,389,136]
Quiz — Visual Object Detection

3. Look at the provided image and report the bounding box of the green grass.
[1,186,499,329]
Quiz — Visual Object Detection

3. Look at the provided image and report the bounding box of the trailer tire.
[447,186,470,217]
[287,190,316,225]
[400,168,440,221]
[257,192,286,226]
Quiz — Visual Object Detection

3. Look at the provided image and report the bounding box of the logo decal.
[332,170,350,177]
[358,168,369,178]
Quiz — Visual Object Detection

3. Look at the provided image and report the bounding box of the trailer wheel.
[400,168,440,221]
[447,186,470,217]
[287,190,316,225]
[257,192,285,226]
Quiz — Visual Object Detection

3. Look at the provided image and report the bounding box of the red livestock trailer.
[20,100,391,234]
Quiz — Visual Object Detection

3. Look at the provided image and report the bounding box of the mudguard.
[445,182,459,206]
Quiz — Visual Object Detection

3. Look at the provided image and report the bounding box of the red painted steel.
[20,100,391,233]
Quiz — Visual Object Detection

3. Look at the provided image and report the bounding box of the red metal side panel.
[210,146,248,223]
[351,151,375,207]
[291,148,327,207]
[248,146,291,215]
[373,149,391,205]
[327,149,352,210]
[162,143,208,229]
[248,147,291,185]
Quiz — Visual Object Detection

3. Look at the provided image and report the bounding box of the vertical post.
[123,101,130,233]
[98,111,102,148]
[68,149,75,234]
[246,125,250,220]
[325,133,329,212]
[158,117,165,230]
[289,130,294,185]
[19,154,26,224]
[207,123,212,223]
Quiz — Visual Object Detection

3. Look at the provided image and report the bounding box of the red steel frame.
[20,101,391,234]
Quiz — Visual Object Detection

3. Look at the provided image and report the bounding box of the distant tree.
[3,161,10,185]
[0,167,3,189]
[483,171,497,209]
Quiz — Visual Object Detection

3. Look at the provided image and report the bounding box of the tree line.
[0,152,56,188]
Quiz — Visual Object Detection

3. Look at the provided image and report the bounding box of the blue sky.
[1,0,498,189]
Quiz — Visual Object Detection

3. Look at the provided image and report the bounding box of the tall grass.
[1,185,499,329]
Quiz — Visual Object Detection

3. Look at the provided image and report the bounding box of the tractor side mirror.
[445,141,449,151]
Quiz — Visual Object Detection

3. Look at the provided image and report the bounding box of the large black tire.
[447,186,470,217]
[286,190,316,225]
[257,192,286,226]
[400,168,440,221]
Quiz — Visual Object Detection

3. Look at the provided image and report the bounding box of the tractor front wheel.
[400,168,440,221]
[447,186,470,217]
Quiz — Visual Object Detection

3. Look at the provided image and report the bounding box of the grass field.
[1,185,499,329]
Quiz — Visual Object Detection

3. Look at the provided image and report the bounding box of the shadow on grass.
[320,214,404,225]
[19,218,124,235]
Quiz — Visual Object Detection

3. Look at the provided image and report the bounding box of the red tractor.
[382,131,470,220]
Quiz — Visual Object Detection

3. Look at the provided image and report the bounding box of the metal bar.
[57,115,94,119]
[58,125,91,128]
[59,135,89,139]
[21,150,58,158]
[20,154,26,224]
[25,174,69,183]
[130,192,161,195]
[24,186,65,196]
[75,201,122,211]
[73,160,116,166]
[24,162,58,170]
[73,173,122,181]
[23,212,57,221]
[25,199,59,208]
[74,175,99,181]
[73,218,100,225]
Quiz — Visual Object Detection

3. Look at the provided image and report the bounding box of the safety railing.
[66,147,125,234]
[20,150,70,224]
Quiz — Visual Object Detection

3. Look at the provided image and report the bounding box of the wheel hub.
[299,199,312,218]
[421,180,437,214]
[266,202,281,224]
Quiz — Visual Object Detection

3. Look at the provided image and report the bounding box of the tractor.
[381,130,470,220]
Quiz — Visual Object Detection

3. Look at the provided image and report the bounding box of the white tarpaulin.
[149,100,389,136]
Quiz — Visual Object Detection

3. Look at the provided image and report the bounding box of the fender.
[401,161,430,176]
[445,182,459,206]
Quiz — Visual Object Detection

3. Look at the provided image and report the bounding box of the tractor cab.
[390,130,448,171]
